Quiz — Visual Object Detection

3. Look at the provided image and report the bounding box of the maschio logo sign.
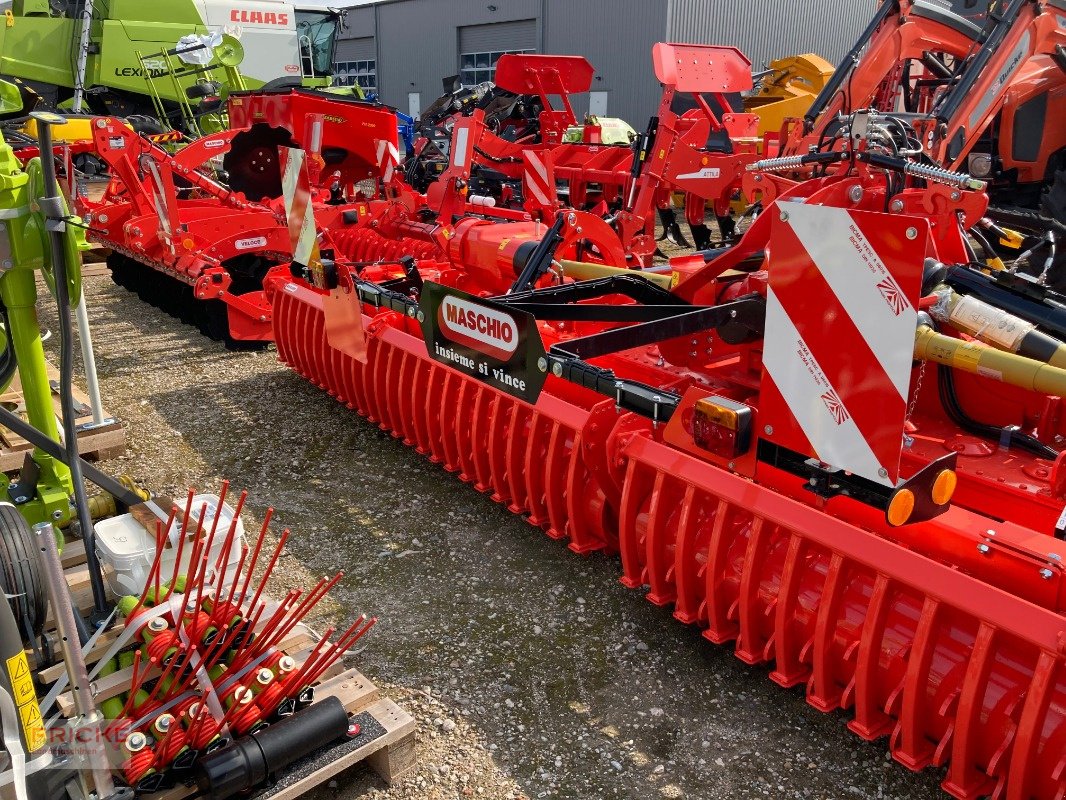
[420,282,547,403]
[438,295,519,361]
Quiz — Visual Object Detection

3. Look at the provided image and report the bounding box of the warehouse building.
[331,0,867,125]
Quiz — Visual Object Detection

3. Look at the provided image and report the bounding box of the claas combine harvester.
[69,0,1066,794]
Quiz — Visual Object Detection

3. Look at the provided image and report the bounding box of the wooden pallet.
[0,361,125,472]
[82,259,111,277]
[34,539,417,797]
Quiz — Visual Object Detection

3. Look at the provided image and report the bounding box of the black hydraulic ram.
[802,0,899,130]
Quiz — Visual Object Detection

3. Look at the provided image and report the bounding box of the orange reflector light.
[692,396,752,459]
[931,469,957,506]
[887,489,915,527]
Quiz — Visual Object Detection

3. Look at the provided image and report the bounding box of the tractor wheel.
[223,125,295,202]
[127,115,167,137]
[0,504,47,645]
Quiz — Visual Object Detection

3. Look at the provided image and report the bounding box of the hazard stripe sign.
[281,146,317,269]
[148,131,183,143]
[760,204,927,486]
[375,139,400,184]
[523,151,554,208]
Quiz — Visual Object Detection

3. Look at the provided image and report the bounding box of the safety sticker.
[18,698,45,751]
[6,652,34,706]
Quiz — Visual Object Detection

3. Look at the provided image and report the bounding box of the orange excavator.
[762,0,1066,285]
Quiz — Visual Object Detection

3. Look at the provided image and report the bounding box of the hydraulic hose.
[936,364,1057,459]
[915,323,1066,396]
[32,114,109,620]
[915,322,1061,458]
[0,299,17,392]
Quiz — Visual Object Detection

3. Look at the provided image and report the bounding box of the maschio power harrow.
[266,98,1066,797]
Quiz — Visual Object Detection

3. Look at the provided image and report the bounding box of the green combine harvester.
[0,0,342,131]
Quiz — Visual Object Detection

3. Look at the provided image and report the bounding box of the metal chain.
[906,360,927,427]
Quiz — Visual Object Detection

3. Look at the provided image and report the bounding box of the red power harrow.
[266,99,1066,798]
[410,46,768,265]
[80,89,399,346]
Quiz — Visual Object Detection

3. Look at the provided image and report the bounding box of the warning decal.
[7,651,45,751]
[759,205,926,486]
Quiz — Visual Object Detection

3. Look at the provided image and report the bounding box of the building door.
[589,91,608,117]
[457,19,537,85]
[408,92,421,118]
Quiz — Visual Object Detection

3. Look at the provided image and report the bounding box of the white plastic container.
[95,494,245,598]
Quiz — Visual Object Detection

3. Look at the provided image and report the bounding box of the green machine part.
[0,79,84,529]
[0,1,342,118]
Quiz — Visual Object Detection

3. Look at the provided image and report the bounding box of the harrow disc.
[223,125,295,202]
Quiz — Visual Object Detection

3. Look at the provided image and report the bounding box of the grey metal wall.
[543,0,668,125]
[338,0,873,122]
[666,0,864,70]
[340,5,377,39]
[373,0,541,109]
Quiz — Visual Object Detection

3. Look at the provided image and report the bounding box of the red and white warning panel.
[760,204,928,486]
[281,146,317,269]
[523,150,555,209]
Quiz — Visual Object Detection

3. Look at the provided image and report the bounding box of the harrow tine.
[302,616,376,688]
[244,526,290,616]
[164,490,197,598]
[235,507,274,609]
[247,572,341,661]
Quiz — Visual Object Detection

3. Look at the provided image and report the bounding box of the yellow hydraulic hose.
[557,259,674,289]
[914,325,1066,396]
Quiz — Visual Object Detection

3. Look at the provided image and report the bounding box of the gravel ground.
[40,272,944,799]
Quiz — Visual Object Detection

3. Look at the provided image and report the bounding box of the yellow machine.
[20,114,94,145]
[744,53,835,138]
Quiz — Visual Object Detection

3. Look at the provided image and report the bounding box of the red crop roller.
[268,100,1066,798]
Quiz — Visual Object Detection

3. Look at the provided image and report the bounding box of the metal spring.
[124,747,157,784]
[182,610,215,644]
[145,630,180,665]
[902,161,985,190]
[188,715,222,751]
[208,602,242,627]
[171,697,198,724]
[254,681,287,718]
[155,726,189,768]
[130,698,162,722]
[228,700,264,736]
[746,155,807,172]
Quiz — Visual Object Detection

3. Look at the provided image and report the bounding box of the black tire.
[185,81,220,100]
[259,77,304,92]
[127,115,167,136]
[223,124,295,201]
[0,504,47,644]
